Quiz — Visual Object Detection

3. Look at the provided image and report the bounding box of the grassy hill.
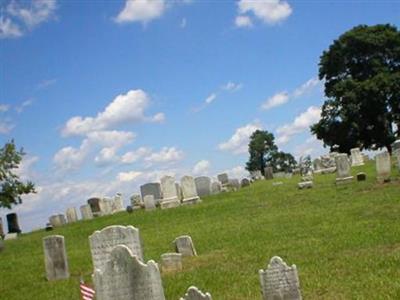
[1,160,400,299]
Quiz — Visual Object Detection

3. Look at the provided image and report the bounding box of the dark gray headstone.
[194,176,211,197]
[264,167,273,180]
[217,173,229,185]
[88,197,102,216]
[6,213,21,234]
[357,172,366,181]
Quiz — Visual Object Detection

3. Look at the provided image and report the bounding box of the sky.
[0,0,399,232]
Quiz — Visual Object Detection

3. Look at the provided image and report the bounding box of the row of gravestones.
[43,225,302,300]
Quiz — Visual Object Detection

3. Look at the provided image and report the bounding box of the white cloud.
[261,92,289,110]
[205,93,217,104]
[0,16,22,38]
[62,89,164,136]
[115,0,166,24]
[117,171,143,182]
[218,121,262,154]
[0,104,10,112]
[144,147,184,164]
[236,0,292,26]
[224,165,248,179]
[292,77,320,98]
[276,106,321,146]
[293,136,325,159]
[222,81,243,92]
[192,160,211,175]
[235,15,252,28]
[15,155,39,181]
[16,99,34,113]
[121,147,152,164]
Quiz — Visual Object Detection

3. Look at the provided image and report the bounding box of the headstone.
[259,256,302,300]
[313,158,323,172]
[140,183,162,205]
[112,193,125,213]
[4,233,18,240]
[264,167,274,180]
[180,286,212,300]
[89,225,144,272]
[93,245,165,300]
[241,178,250,187]
[0,217,4,239]
[6,213,21,233]
[194,176,212,197]
[229,179,240,191]
[181,176,201,205]
[66,207,78,223]
[391,139,400,155]
[362,154,370,162]
[174,235,197,257]
[175,183,183,200]
[357,172,367,181]
[396,151,400,171]
[144,195,156,211]
[80,204,93,220]
[130,194,142,210]
[250,170,263,181]
[99,198,113,215]
[217,173,229,185]
[210,182,221,194]
[350,148,364,166]
[43,235,70,281]
[160,176,181,209]
[45,223,53,231]
[88,197,102,217]
[49,214,66,228]
[335,153,353,184]
[160,253,182,272]
[376,151,391,183]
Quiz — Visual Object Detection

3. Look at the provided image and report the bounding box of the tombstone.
[174,235,197,257]
[357,172,366,181]
[49,214,66,228]
[130,194,142,210]
[376,151,391,183]
[175,183,183,200]
[250,170,263,181]
[45,223,53,231]
[112,193,125,213]
[194,176,212,197]
[0,217,4,239]
[210,182,221,194]
[335,153,353,184]
[43,235,70,281]
[140,183,162,205]
[313,158,323,172]
[93,245,165,300]
[217,173,229,185]
[362,154,370,162]
[180,286,212,300]
[66,207,78,223]
[350,148,364,166]
[99,198,113,215]
[241,178,250,187]
[144,195,156,211]
[89,225,144,272]
[181,176,201,205]
[4,233,18,240]
[126,206,133,213]
[160,176,181,209]
[264,167,274,180]
[228,179,240,191]
[6,213,21,234]
[396,151,400,171]
[88,197,102,217]
[160,253,182,272]
[80,204,93,220]
[259,256,302,300]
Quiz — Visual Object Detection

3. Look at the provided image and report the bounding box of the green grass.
[1,159,400,299]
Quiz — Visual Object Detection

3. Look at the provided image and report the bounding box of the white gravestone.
[93,245,165,300]
[89,225,143,272]
[376,151,391,183]
[180,286,212,300]
[174,235,197,257]
[144,195,156,211]
[99,198,113,216]
[49,214,66,227]
[194,177,212,197]
[335,153,353,184]
[43,235,70,281]
[160,253,182,272]
[80,204,93,220]
[259,256,302,300]
[350,148,364,166]
[66,207,78,223]
[160,176,181,209]
[181,176,201,205]
[112,193,125,213]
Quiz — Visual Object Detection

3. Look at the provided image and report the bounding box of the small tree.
[0,141,35,209]
[245,130,277,175]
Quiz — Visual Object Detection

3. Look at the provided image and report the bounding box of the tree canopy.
[311,24,400,153]
[0,141,35,209]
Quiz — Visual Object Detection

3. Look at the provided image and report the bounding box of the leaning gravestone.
[144,195,156,211]
[160,253,182,272]
[174,235,197,257]
[80,204,93,220]
[335,153,353,184]
[43,235,70,281]
[350,148,364,166]
[89,225,143,272]
[376,151,391,183]
[194,176,212,197]
[180,286,212,300]
[264,167,274,180]
[6,213,21,233]
[140,183,162,205]
[210,182,221,194]
[93,245,165,300]
[66,207,78,223]
[160,176,181,209]
[259,256,302,300]
[181,176,201,205]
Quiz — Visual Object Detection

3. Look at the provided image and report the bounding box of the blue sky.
[1,0,399,231]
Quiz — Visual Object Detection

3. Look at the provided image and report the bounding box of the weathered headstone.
[99,198,113,215]
[194,176,212,197]
[93,245,165,300]
[180,286,212,300]
[241,178,250,187]
[350,148,364,166]
[391,139,400,155]
[80,204,93,220]
[130,194,142,210]
[259,256,302,300]
[4,233,18,240]
[88,197,102,217]
[181,176,201,205]
[140,183,162,205]
[6,213,21,233]
[357,172,367,181]
[264,167,274,180]
[210,182,221,194]
[313,158,323,172]
[89,225,144,272]
[160,176,181,209]
[43,235,70,281]
[335,153,353,184]
[174,235,197,257]
[112,193,125,213]
[65,207,78,223]
[229,179,240,191]
[160,253,182,272]
[144,195,156,211]
[376,151,391,183]
[217,173,229,185]
[49,214,66,228]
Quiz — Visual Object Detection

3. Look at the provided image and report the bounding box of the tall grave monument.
[160,175,181,209]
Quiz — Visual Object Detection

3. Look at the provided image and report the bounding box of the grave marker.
[174,235,197,257]
[180,286,212,300]
[181,176,201,205]
[376,151,391,183]
[160,176,181,209]
[43,235,69,281]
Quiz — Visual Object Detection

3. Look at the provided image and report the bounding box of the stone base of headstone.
[160,197,181,209]
[357,172,366,181]
[298,181,313,189]
[4,233,18,240]
[161,253,182,273]
[182,197,201,205]
[335,176,354,185]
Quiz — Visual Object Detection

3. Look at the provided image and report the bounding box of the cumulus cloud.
[192,160,211,175]
[223,165,248,179]
[218,121,262,154]
[144,147,184,165]
[121,147,152,164]
[261,92,289,110]
[115,0,166,24]
[235,15,253,28]
[117,171,143,182]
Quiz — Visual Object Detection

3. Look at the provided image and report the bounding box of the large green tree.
[0,141,35,209]
[311,24,400,153]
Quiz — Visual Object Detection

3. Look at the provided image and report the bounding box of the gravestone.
[80,204,93,220]
[43,235,70,281]
[112,193,125,213]
[181,176,201,205]
[210,182,221,194]
[357,172,367,181]
[228,179,240,191]
[66,207,78,223]
[376,151,391,183]
[130,194,142,210]
[335,153,353,184]
[160,253,182,272]
[126,206,133,213]
[241,178,250,187]
[217,173,229,185]
[264,167,274,180]
[4,233,18,240]
[6,213,21,233]
[250,170,263,180]
[298,181,313,189]
[49,214,66,227]
[194,176,212,197]
[259,256,302,300]
[175,183,183,200]
[99,198,113,215]
[391,139,400,155]
[174,235,197,257]
[350,148,364,166]
[93,245,165,300]
[0,217,4,238]
[144,195,156,211]
[89,225,143,272]
[140,183,162,205]
[88,197,102,217]
[160,176,181,209]
[313,158,323,172]
[45,223,53,231]
[180,286,212,300]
